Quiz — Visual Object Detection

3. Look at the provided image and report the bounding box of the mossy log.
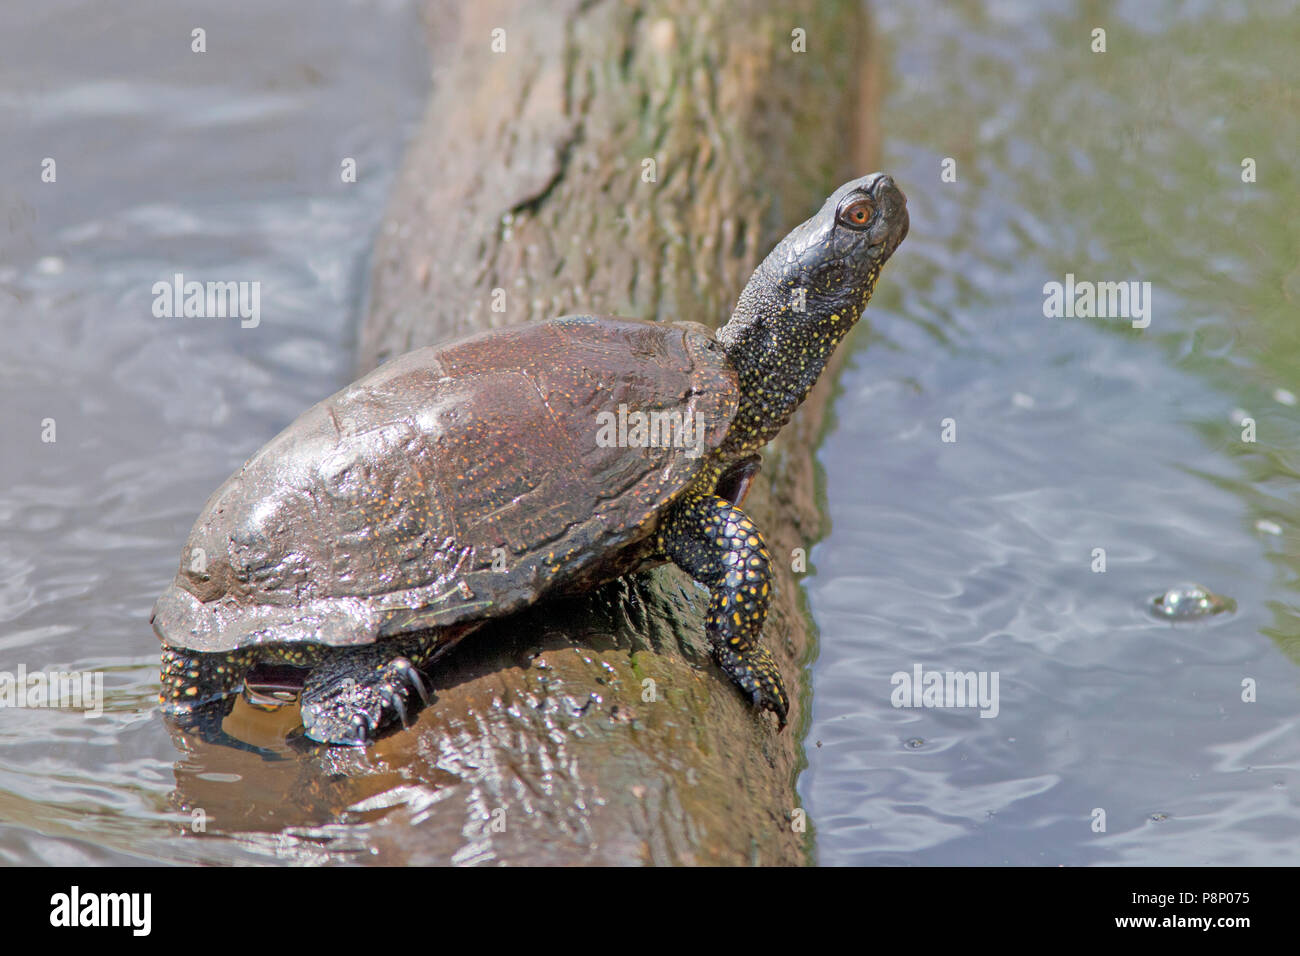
[356,0,878,865]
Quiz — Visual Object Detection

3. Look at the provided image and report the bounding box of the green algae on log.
[355,0,878,865]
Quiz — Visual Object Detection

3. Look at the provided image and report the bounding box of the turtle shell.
[151,316,738,653]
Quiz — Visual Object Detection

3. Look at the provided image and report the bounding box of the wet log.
[357,0,877,865]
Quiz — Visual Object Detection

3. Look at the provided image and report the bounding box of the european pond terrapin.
[152,173,910,744]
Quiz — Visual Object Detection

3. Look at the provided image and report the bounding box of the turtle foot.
[300,650,431,746]
[163,695,236,740]
[714,643,789,731]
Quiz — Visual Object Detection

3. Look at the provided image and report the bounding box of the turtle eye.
[838,197,875,229]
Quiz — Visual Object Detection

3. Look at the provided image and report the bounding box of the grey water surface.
[1,0,1297,867]
[0,0,427,864]
[801,0,1300,865]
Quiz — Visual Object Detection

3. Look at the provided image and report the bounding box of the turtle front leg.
[658,492,789,729]
[300,643,432,746]
[159,645,255,741]
[160,645,253,712]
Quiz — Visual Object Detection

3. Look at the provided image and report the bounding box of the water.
[0,0,427,863]
[2,0,1297,866]
[802,0,1300,864]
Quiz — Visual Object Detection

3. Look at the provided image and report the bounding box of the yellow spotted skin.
[656,173,907,728]
[160,633,444,745]
[718,176,907,459]
[156,174,908,745]
[658,464,787,727]
[160,645,256,707]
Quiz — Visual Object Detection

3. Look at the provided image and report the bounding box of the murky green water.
[802,0,1300,864]
[2,0,1296,866]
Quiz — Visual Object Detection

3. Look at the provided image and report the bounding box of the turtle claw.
[301,652,431,745]
[393,658,430,706]
[714,643,789,732]
[769,693,789,733]
[750,682,789,732]
[380,685,409,727]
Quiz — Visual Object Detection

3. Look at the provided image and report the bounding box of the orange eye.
[839,198,874,228]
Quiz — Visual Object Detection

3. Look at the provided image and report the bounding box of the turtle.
[152,172,909,745]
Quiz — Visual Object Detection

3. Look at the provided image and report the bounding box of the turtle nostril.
[882,179,906,204]
[869,175,907,220]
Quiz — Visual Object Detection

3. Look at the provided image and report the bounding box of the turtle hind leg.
[299,642,432,746]
[658,492,789,729]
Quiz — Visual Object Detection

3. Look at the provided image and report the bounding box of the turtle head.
[761,172,908,315]
[718,173,908,453]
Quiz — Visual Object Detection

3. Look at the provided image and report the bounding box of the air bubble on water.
[1149,583,1234,620]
